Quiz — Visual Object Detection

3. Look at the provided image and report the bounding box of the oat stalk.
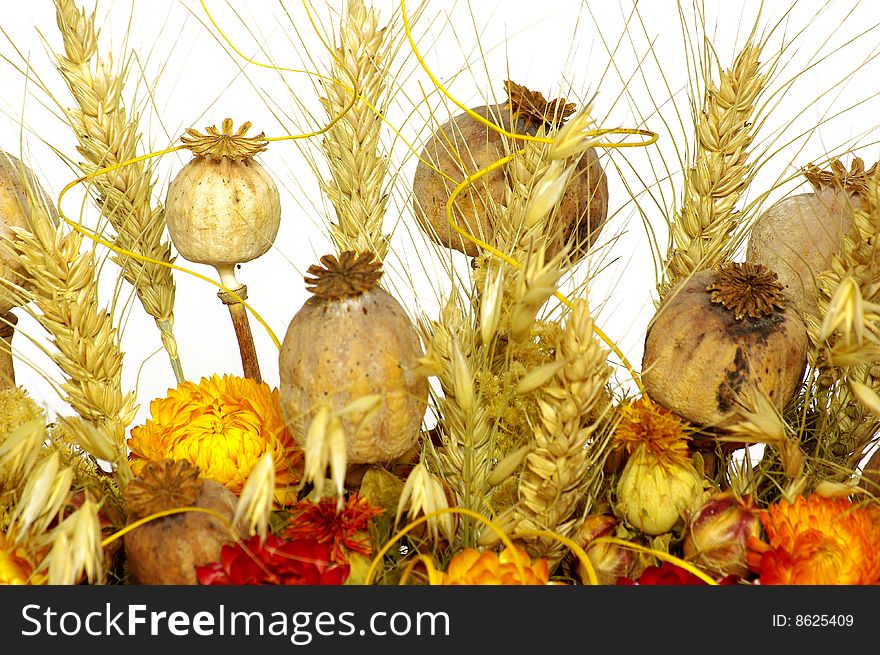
[320,0,393,259]
[54,0,184,383]
[661,43,767,296]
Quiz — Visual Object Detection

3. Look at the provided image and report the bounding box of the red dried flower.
[617,562,740,586]
[283,494,383,563]
[196,535,349,586]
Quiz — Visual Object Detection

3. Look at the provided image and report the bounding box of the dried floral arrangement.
[2,0,880,588]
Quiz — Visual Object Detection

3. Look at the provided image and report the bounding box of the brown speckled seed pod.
[642,263,808,427]
[412,81,607,259]
[278,252,428,464]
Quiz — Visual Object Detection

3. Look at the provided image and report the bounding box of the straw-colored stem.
[156,318,184,384]
[0,312,17,390]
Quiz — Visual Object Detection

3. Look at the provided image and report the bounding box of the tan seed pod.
[164,118,281,381]
[642,263,808,427]
[746,158,876,317]
[165,118,281,271]
[278,252,428,465]
[412,81,607,259]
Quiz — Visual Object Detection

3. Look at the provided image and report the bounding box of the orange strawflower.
[747,494,880,585]
[128,375,301,504]
[436,546,550,585]
[0,534,45,585]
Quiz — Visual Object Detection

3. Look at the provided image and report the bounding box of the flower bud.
[573,514,634,585]
[615,445,703,535]
[683,492,760,578]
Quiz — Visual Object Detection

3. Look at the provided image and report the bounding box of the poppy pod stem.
[0,311,15,390]
[216,264,261,383]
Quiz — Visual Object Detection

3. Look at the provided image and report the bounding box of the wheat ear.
[320,0,393,259]
[661,44,766,297]
[507,298,612,562]
[54,0,184,383]
[419,296,494,548]
[8,187,136,486]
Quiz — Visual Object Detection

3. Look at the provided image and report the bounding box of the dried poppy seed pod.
[278,252,428,464]
[746,158,876,318]
[165,119,281,381]
[642,263,808,427]
[165,118,281,271]
[412,80,607,259]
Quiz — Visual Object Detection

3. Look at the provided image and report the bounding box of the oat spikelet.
[10,197,136,485]
[662,44,767,296]
[507,298,612,563]
[44,500,104,585]
[54,0,184,383]
[64,499,105,584]
[320,0,393,259]
[8,452,74,544]
[0,389,46,497]
[301,405,348,507]
[396,463,455,544]
[234,453,275,543]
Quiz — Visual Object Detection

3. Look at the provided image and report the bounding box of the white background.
[0,0,879,429]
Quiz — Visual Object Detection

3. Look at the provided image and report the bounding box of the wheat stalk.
[319,0,393,259]
[7,186,136,486]
[419,296,495,548]
[54,0,184,384]
[425,111,586,535]
[502,298,612,562]
[661,43,767,297]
